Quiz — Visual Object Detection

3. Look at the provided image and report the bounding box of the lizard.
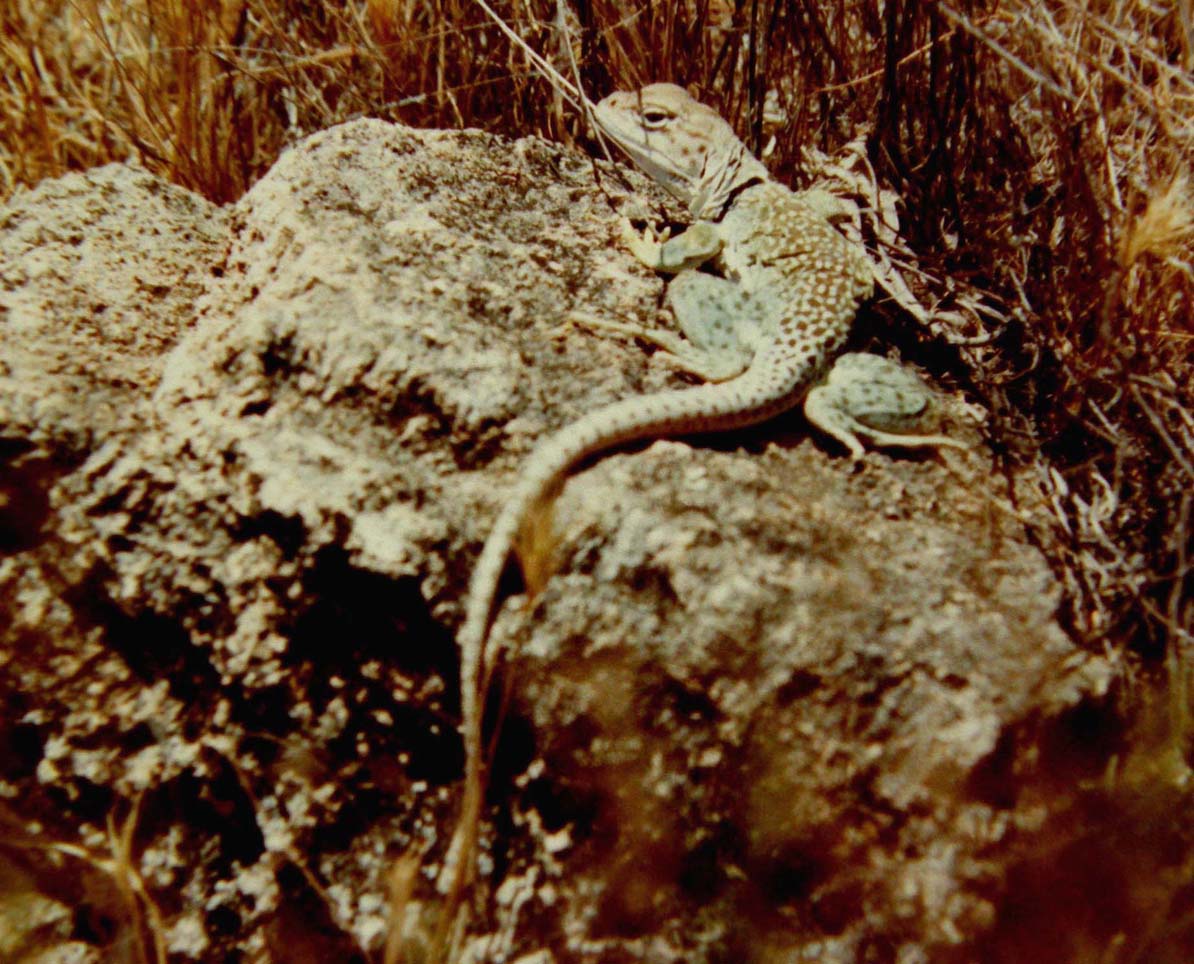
[434,82,961,937]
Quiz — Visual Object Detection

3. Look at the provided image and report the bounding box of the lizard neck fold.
[708,174,768,222]
[689,141,771,221]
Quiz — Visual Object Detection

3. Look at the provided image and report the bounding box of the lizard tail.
[434,361,822,939]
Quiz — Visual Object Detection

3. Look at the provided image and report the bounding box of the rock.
[0,164,227,456]
[502,438,1108,960]
[0,119,1111,961]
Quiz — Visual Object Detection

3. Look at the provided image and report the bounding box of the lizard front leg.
[621,217,722,273]
[576,220,756,382]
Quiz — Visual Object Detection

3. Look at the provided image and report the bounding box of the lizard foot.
[569,310,689,357]
[619,217,671,269]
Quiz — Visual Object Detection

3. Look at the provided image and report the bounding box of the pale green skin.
[804,351,963,460]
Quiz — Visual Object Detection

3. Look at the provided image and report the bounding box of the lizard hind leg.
[570,269,759,383]
[802,385,869,460]
[804,353,966,459]
[658,270,762,381]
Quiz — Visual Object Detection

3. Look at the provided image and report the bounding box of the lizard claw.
[619,217,667,269]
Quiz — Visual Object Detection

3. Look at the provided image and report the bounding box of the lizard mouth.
[593,98,691,202]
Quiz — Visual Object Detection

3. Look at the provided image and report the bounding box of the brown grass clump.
[3,0,1193,958]
[0,0,587,202]
[0,799,167,964]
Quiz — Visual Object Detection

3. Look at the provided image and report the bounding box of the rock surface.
[0,120,1112,961]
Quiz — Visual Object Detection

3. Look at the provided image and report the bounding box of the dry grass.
[2,0,1193,958]
[0,798,167,964]
[1,0,588,201]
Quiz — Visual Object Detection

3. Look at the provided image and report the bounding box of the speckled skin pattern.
[805,351,964,459]
[439,84,876,907]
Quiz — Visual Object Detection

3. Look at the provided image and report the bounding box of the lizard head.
[594,83,769,220]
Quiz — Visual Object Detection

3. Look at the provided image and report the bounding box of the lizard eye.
[641,109,671,129]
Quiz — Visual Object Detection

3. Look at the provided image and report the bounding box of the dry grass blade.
[1120,176,1194,269]
[104,798,168,964]
[383,854,423,964]
[0,799,167,964]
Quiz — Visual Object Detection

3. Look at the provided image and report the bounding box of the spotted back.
[713,181,874,380]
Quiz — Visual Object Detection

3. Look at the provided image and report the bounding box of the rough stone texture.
[0,120,1113,962]
[501,441,1105,962]
[0,164,227,456]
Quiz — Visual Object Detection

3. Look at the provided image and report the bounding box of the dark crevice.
[266,862,368,962]
[278,547,462,785]
[678,821,740,902]
[62,569,221,704]
[293,546,457,687]
[777,669,823,705]
[159,756,266,871]
[0,448,61,554]
[967,724,1020,810]
[231,509,307,559]
[754,836,832,906]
